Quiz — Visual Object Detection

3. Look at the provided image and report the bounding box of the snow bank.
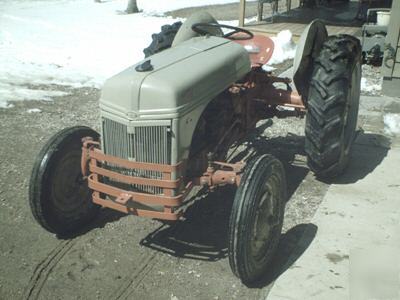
[361,77,382,94]
[0,82,68,107]
[0,0,180,107]
[384,113,400,136]
[27,108,42,113]
[267,30,297,65]
[0,0,293,108]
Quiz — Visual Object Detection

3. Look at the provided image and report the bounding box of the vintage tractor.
[29,12,361,283]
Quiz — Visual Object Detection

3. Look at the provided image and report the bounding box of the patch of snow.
[2,103,14,109]
[262,65,277,72]
[27,108,42,113]
[361,77,382,93]
[0,0,291,108]
[267,30,297,65]
[0,0,181,107]
[170,294,179,300]
[384,113,400,136]
[0,82,69,106]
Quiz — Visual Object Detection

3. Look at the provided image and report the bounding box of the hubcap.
[250,174,279,261]
[51,149,90,215]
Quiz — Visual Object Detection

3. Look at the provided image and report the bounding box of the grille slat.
[102,118,171,195]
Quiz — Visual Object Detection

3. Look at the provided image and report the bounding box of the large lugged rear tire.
[29,126,100,235]
[228,155,286,284]
[305,35,361,178]
[143,22,182,58]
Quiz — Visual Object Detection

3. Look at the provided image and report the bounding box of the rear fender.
[292,20,328,102]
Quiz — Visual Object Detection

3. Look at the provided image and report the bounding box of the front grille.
[102,118,171,194]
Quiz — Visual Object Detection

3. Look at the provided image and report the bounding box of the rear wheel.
[143,22,182,58]
[29,126,100,235]
[305,35,361,178]
[228,154,286,283]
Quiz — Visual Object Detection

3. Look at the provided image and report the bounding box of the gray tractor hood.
[100,36,251,120]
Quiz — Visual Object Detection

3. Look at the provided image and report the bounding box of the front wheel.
[29,126,100,235]
[228,154,286,284]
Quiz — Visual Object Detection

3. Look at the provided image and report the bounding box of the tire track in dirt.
[24,240,75,300]
[112,251,158,300]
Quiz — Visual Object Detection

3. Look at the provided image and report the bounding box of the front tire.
[228,155,286,284]
[305,35,361,178]
[29,126,100,235]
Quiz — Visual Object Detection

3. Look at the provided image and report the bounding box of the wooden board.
[244,22,360,40]
[396,46,400,63]
[393,63,400,78]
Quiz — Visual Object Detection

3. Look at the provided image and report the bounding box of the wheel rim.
[250,173,279,262]
[343,64,360,155]
[51,149,91,217]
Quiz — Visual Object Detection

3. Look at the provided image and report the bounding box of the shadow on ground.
[61,130,389,292]
[140,187,234,261]
[326,132,391,185]
[139,129,391,287]
[140,131,312,280]
[58,208,126,240]
[248,223,318,288]
[232,124,309,199]
[140,201,317,287]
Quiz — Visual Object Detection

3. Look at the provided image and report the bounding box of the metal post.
[239,0,246,27]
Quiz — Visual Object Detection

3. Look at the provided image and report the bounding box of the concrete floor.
[266,95,400,300]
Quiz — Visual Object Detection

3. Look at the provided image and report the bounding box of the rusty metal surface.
[259,87,304,108]
[92,194,182,221]
[81,137,100,177]
[83,142,192,221]
[87,174,187,207]
[89,164,181,189]
[233,34,275,66]
[83,141,247,220]
[195,161,245,188]
[91,148,182,172]
[229,68,306,110]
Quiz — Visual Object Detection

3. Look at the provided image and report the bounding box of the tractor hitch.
[194,158,245,190]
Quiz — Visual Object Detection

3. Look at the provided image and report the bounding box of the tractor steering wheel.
[191,23,254,40]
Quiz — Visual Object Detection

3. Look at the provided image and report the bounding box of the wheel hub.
[250,180,278,260]
[52,151,90,214]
